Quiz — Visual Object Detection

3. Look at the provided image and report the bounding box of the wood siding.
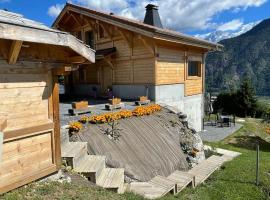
[59,14,205,96]
[156,46,185,85]
[0,63,59,194]
[0,67,51,131]
[68,19,155,86]
[0,131,55,193]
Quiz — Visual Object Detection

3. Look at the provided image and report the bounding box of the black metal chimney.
[143,4,163,28]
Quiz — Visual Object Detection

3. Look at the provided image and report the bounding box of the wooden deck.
[130,149,241,199]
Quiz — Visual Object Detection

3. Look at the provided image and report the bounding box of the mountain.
[206,18,270,95]
[196,21,259,42]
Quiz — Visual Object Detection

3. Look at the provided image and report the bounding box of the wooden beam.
[52,66,79,76]
[118,28,132,48]
[104,57,114,69]
[52,75,61,168]
[70,13,82,26]
[8,40,23,64]
[138,35,155,55]
[0,118,7,132]
[3,122,54,141]
[68,56,86,64]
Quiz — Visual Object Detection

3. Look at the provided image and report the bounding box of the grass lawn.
[1,119,270,200]
[258,96,270,109]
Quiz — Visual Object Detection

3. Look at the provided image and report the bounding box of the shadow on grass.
[227,135,270,152]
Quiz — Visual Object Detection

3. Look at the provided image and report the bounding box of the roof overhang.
[0,20,95,63]
[53,3,223,51]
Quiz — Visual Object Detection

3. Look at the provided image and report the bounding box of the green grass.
[258,96,270,109]
[1,120,270,200]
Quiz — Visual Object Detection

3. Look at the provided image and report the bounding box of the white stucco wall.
[154,84,203,132]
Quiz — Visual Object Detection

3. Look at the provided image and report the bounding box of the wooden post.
[256,144,259,186]
[52,75,61,168]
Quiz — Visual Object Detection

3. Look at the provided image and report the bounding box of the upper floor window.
[188,61,201,77]
[85,31,95,49]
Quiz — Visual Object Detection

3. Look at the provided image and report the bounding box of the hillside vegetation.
[206,18,270,95]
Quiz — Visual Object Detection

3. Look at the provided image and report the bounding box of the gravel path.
[199,123,243,142]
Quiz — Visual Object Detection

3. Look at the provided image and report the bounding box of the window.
[188,61,201,77]
[85,31,95,49]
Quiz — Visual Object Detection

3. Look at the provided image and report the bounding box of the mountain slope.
[206,18,270,95]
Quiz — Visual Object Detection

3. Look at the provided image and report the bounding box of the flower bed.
[68,104,161,131]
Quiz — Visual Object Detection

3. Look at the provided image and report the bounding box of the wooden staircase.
[61,128,125,194]
[129,150,241,199]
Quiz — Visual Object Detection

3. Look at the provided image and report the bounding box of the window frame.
[187,60,202,79]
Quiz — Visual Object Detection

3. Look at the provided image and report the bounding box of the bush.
[213,78,265,118]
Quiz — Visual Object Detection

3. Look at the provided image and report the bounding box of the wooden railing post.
[52,72,61,169]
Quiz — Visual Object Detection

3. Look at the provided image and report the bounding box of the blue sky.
[1,0,270,36]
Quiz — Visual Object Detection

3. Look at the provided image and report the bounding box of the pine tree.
[236,78,257,117]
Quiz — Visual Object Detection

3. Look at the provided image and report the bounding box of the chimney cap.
[145,4,159,10]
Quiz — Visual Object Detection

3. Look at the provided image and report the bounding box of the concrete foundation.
[154,84,203,132]
[113,85,155,100]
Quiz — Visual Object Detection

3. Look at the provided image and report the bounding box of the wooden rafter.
[138,35,155,55]
[70,13,82,26]
[8,40,23,64]
[104,57,114,69]
[68,56,86,64]
[118,28,132,48]
[0,117,7,132]
[62,12,72,25]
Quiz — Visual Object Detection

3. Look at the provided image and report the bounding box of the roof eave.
[0,21,95,63]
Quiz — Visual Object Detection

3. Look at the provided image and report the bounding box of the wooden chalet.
[53,3,222,131]
[0,10,95,193]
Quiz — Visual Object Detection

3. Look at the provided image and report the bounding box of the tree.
[236,78,257,117]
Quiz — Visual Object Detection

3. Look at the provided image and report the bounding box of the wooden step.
[167,171,194,193]
[189,155,222,186]
[130,182,170,199]
[96,168,125,193]
[149,175,176,195]
[75,155,106,173]
[74,155,106,182]
[61,142,88,168]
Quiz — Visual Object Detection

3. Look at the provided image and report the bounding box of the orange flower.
[88,104,161,124]
[79,116,89,124]
[266,127,270,135]
[69,121,83,132]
